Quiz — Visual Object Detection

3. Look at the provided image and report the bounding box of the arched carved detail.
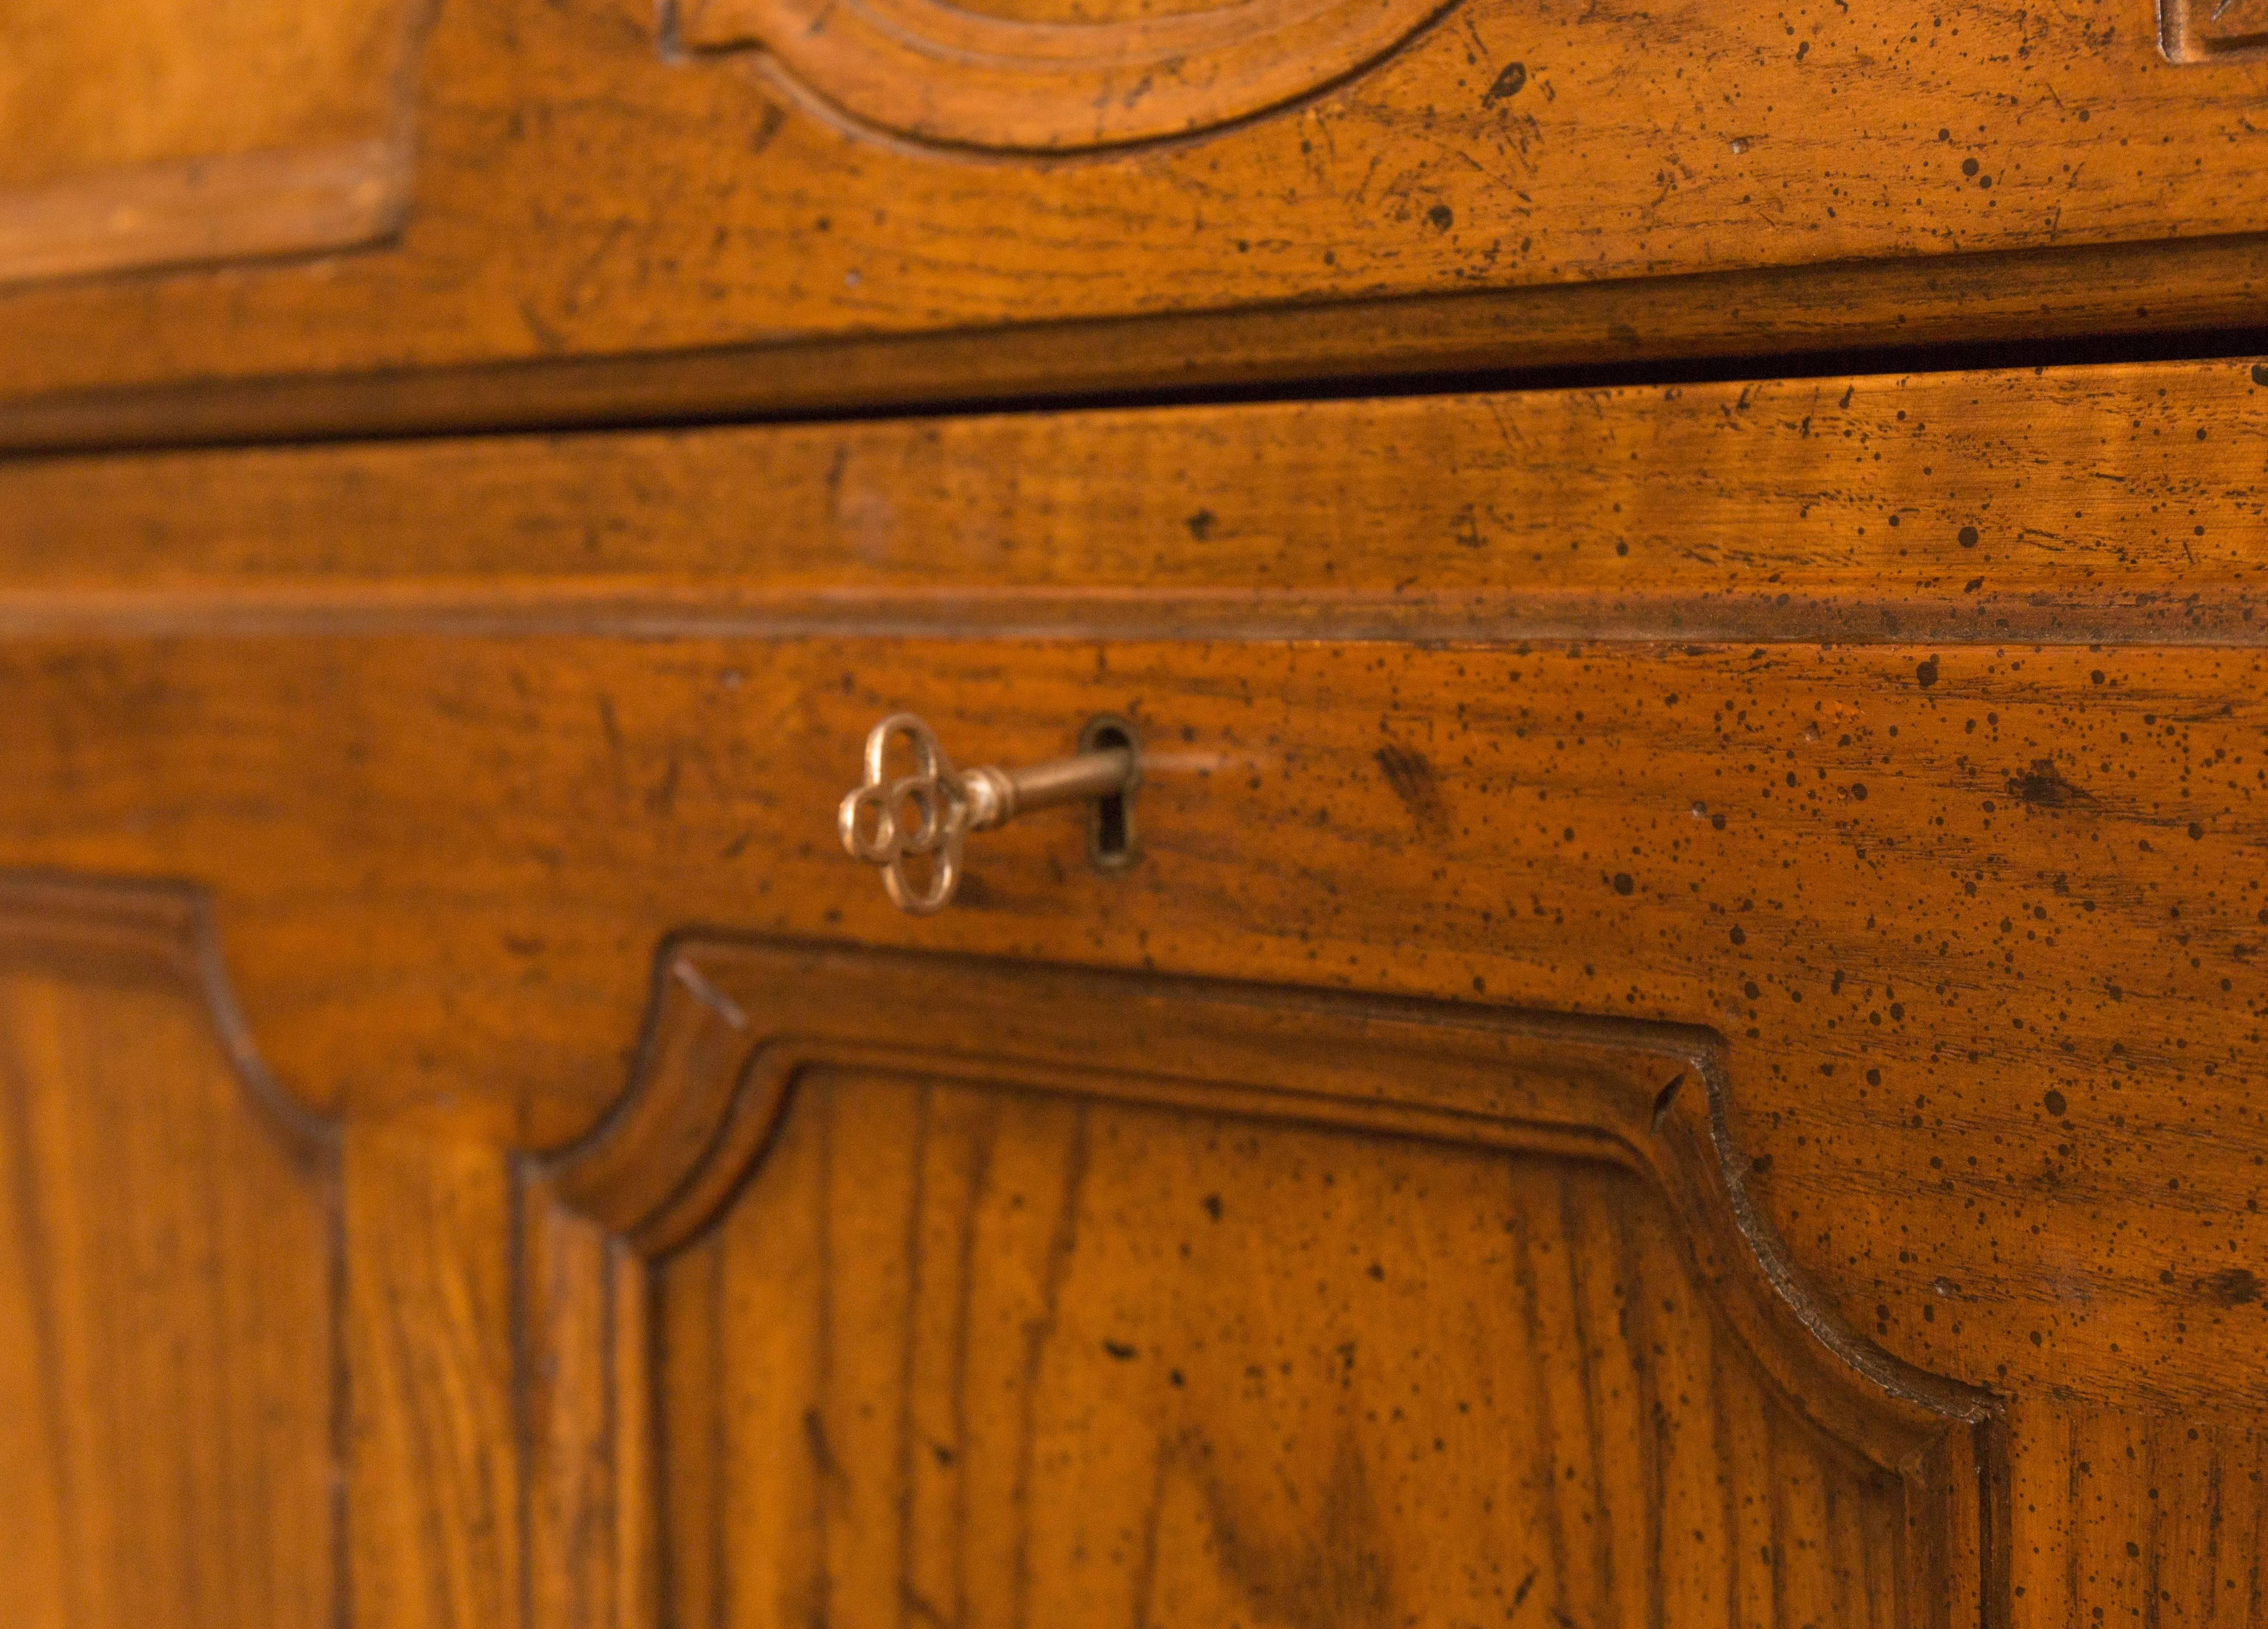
[527,936,2007,1627]
[672,0,1458,153]
[0,873,331,1153]
[0,872,343,1621]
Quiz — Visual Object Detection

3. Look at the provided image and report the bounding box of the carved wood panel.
[676,0,1453,150]
[525,940,2005,1627]
[0,876,341,1627]
[15,0,2268,412]
[2163,0,2268,60]
[0,0,428,285]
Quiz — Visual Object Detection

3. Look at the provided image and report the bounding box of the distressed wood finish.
[0,0,426,284]
[344,1124,523,1629]
[9,233,2268,455]
[2,354,2266,646]
[2,354,2267,1621]
[526,941,1999,1628]
[9,0,2268,1610]
[5,0,2268,416]
[0,877,341,1627]
[674,0,1457,150]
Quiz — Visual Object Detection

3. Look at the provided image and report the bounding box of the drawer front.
[5,0,2268,422]
[1,357,2265,1623]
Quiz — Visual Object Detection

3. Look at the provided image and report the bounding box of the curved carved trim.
[0,0,436,287]
[0,868,345,1619]
[532,936,2008,1627]
[675,0,1457,152]
[0,869,333,1163]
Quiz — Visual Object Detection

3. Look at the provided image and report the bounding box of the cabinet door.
[525,941,1990,1629]
[0,0,420,286]
[4,356,2268,1624]
[0,881,341,1629]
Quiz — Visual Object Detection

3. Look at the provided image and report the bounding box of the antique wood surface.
[4,0,2268,419]
[0,0,426,284]
[672,0,1460,150]
[4,354,2266,645]
[0,877,341,1627]
[526,941,1997,1628]
[8,230,2268,455]
[0,355,2264,1620]
[346,1122,522,1629]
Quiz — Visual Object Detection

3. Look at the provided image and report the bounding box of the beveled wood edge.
[0,868,352,1616]
[0,0,434,295]
[525,933,2011,1627]
[3,230,2265,454]
[0,139,412,290]
[3,581,2264,650]
[0,868,336,1164]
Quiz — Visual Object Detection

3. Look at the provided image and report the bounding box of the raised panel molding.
[2162,0,2268,60]
[674,0,1454,151]
[0,0,430,285]
[0,874,342,1626]
[524,938,2008,1627]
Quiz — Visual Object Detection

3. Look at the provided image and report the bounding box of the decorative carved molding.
[0,872,342,1621]
[0,140,413,289]
[0,0,430,285]
[0,871,331,1160]
[673,0,1457,151]
[525,937,2007,1627]
[2162,0,2268,60]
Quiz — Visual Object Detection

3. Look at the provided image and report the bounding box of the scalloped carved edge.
[672,0,1459,153]
[0,868,346,1608]
[525,936,2011,1629]
[0,869,334,1164]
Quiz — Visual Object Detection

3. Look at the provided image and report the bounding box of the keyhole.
[1081,715,1139,872]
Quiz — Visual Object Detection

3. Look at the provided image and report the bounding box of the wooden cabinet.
[10,0,2268,443]
[4,4,2268,1623]
[3,357,2267,1623]
[0,881,339,1628]
[525,942,1994,1628]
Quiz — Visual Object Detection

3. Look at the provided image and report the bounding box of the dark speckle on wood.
[2007,759,2093,810]
[2199,1267,2262,1307]
[1483,61,1527,103]
[1373,745,1449,837]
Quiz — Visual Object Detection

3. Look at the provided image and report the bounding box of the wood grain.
[344,1123,522,1629]
[2004,1395,2268,1628]
[527,940,1998,1628]
[0,876,340,1628]
[4,0,2268,407]
[0,355,2264,1617]
[2,354,2265,644]
[2,361,2267,1429]
[7,233,2268,454]
[678,0,1454,150]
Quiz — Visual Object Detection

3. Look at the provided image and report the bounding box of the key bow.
[837,713,970,915]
